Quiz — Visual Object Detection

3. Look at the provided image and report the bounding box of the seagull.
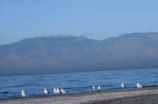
[137,83,143,88]
[53,88,58,94]
[97,85,101,91]
[121,82,126,88]
[53,88,60,94]
[60,88,66,94]
[56,88,60,93]
[92,85,101,91]
[92,85,97,91]
[44,88,50,94]
[21,90,28,97]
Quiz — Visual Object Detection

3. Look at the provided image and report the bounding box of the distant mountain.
[0,33,158,76]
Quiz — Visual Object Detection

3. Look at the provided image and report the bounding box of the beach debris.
[1,91,9,94]
[21,90,28,97]
[44,88,50,94]
[92,85,101,91]
[121,82,126,88]
[137,83,143,88]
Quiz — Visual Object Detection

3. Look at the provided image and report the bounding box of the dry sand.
[0,87,158,104]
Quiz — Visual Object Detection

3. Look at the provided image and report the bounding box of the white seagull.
[53,88,58,94]
[137,83,143,88]
[92,85,97,91]
[60,88,66,94]
[121,82,126,88]
[53,88,60,94]
[21,90,27,97]
[97,85,101,91]
[92,85,101,91]
[44,88,49,94]
[56,88,60,93]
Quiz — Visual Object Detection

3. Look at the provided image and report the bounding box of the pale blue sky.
[0,0,158,45]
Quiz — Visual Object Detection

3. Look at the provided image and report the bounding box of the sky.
[0,0,158,45]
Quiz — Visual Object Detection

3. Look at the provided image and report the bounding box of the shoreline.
[0,87,158,104]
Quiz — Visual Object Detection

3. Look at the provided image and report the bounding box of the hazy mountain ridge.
[1,33,158,76]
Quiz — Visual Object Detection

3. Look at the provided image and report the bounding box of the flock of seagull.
[21,82,143,97]
[21,88,66,97]
[121,82,143,88]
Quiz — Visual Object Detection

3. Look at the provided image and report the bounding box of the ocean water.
[0,68,158,100]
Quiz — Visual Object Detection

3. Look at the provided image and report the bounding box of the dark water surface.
[0,68,158,100]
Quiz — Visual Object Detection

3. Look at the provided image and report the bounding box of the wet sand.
[0,87,158,104]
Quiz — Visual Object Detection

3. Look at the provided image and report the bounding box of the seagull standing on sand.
[53,88,60,94]
[92,85,97,91]
[21,90,27,97]
[44,88,49,94]
[60,88,66,94]
[56,88,60,93]
[53,88,66,94]
[53,88,58,94]
[137,83,143,88]
[121,82,126,88]
[92,85,101,91]
[97,85,101,91]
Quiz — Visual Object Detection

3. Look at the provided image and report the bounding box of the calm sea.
[0,68,158,100]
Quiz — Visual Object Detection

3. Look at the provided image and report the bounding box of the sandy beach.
[0,87,158,104]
